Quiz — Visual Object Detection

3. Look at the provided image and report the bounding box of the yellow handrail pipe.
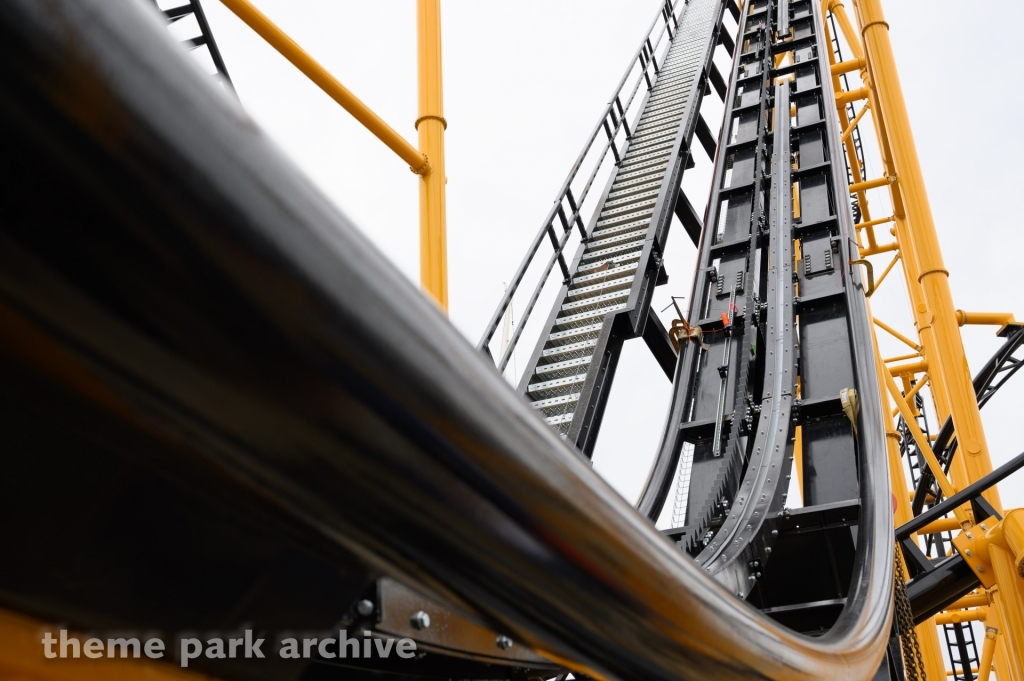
[856,0,1003,514]
[849,174,896,194]
[955,310,1019,329]
[935,608,988,626]
[835,86,869,106]
[417,0,448,311]
[841,101,869,142]
[831,57,865,76]
[856,215,895,230]
[220,0,431,176]
[888,359,927,377]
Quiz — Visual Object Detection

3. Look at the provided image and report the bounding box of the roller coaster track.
[1,0,1022,680]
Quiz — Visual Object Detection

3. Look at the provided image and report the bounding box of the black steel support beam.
[695,113,718,159]
[674,190,704,246]
[709,62,728,100]
[643,307,679,380]
[906,556,979,625]
[897,449,1024,540]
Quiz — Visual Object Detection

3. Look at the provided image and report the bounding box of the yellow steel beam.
[220,0,431,176]
[841,102,869,142]
[417,0,448,311]
[888,359,927,376]
[867,251,900,288]
[871,312,947,681]
[856,215,895,230]
[849,175,896,194]
[835,86,869,106]
[883,351,921,364]
[882,366,960,504]
[935,608,988,625]
[918,516,965,537]
[859,241,898,256]
[955,310,1019,329]
[990,547,1024,678]
[833,0,951,434]
[889,373,927,417]
[831,57,866,76]
[874,317,921,352]
[978,623,997,681]
[856,0,1002,513]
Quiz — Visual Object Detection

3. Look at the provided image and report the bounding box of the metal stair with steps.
[520,0,727,438]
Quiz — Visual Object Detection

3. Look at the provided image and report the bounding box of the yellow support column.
[855,0,1001,512]
[990,545,1024,679]
[417,0,448,312]
[873,314,947,681]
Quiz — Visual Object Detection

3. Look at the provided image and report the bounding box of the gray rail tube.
[0,0,891,678]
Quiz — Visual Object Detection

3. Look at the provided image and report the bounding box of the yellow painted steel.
[841,4,1024,673]
[935,608,987,625]
[887,359,927,376]
[221,0,449,310]
[830,57,865,76]
[835,86,869,106]
[417,0,448,311]
[978,622,997,681]
[917,516,963,537]
[219,0,430,176]
[883,351,921,364]
[882,368,960,504]
[955,310,1019,330]
[991,545,1024,678]
[855,0,1002,513]
[857,215,895,229]
[872,317,920,352]
[848,174,896,194]
[841,102,869,142]
[875,317,946,681]
[869,252,900,288]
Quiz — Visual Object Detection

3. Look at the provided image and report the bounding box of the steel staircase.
[518,0,728,439]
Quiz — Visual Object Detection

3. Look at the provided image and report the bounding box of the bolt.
[978,566,985,573]
[496,635,513,650]
[967,533,974,540]
[980,524,988,531]
[410,611,431,630]
[966,549,973,557]
[356,600,374,617]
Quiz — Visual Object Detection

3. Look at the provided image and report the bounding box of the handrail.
[477,0,682,371]
[221,0,430,175]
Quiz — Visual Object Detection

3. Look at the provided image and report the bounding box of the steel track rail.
[639,0,893,638]
[0,0,894,678]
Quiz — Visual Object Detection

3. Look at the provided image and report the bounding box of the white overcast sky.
[172,1,1023,513]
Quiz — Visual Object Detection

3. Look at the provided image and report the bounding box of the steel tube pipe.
[221,0,430,175]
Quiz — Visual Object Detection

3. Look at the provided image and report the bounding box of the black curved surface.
[637,0,892,626]
[0,0,893,679]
